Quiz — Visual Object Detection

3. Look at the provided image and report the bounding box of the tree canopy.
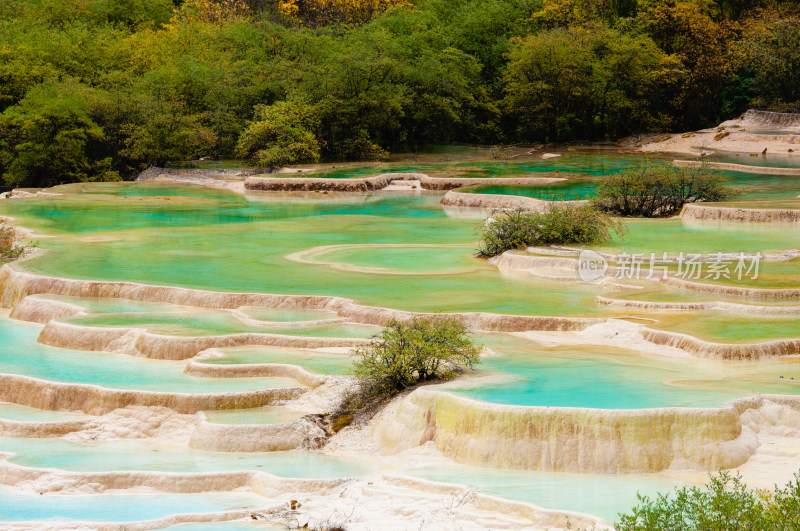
[1,0,798,186]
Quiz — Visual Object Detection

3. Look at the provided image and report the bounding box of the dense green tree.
[236,100,321,169]
[1,0,799,186]
[0,80,120,187]
[631,0,735,129]
[734,8,800,111]
[503,25,665,142]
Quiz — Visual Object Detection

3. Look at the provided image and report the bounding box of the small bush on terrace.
[592,166,738,218]
[616,470,800,531]
[478,205,625,258]
[0,224,26,261]
[352,317,480,399]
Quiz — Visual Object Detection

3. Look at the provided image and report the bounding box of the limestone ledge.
[382,475,608,531]
[0,264,599,334]
[0,373,302,415]
[244,172,566,192]
[36,319,365,360]
[440,190,588,211]
[185,352,328,389]
[378,388,800,474]
[641,328,800,360]
[674,159,800,176]
[680,203,800,223]
[596,295,800,315]
[0,456,606,530]
[189,412,326,452]
[9,295,87,323]
[662,276,800,300]
[493,250,800,303]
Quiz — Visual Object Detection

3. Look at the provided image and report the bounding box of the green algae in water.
[63,311,382,338]
[31,294,195,315]
[2,177,799,319]
[238,306,339,322]
[462,182,597,200]
[653,314,800,343]
[603,218,800,255]
[5,195,608,316]
[305,244,484,274]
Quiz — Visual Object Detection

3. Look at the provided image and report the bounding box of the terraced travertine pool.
[463,168,800,201]
[1,151,800,528]
[0,318,293,392]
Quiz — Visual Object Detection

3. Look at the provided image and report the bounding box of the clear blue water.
[448,349,745,409]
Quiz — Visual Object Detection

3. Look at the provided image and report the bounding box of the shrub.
[0,224,26,261]
[593,166,738,217]
[478,204,625,257]
[352,317,480,399]
[617,470,800,531]
[235,101,321,171]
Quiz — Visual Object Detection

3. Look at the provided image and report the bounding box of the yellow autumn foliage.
[279,0,410,26]
[166,0,250,28]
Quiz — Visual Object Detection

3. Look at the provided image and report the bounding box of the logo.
[577,250,608,283]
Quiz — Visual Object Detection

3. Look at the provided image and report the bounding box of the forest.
[0,0,798,186]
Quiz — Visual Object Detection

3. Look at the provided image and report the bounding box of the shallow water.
[0,485,268,523]
[402,465,687,521]
[63,311,382,338]
[653,314,800,343]
[204,406,306,425]
[445,336,799,408]
[0,437,370,477]
[0,402,87,422]
[238,307,339,322]
[204,346,354,375]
